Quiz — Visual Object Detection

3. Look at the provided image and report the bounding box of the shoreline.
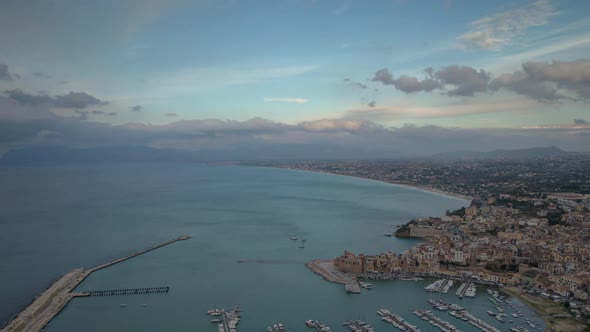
[241,165,473,202]
[501,286,581,332]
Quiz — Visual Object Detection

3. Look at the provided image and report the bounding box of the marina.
[455,282,476,298]
[424,279,453,293]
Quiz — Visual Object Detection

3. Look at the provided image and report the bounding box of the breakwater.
[1,236,190,332]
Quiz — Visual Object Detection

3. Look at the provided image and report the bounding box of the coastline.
[501,286,580,332]
[242,165,473,202]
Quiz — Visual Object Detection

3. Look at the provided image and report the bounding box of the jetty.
[377,309,420,332]
[305,320,332,331]
[413,309,461,332]
[448,310,501,332]
[343,320,374,332]
[207,307,241,332]
[1,236,191,332]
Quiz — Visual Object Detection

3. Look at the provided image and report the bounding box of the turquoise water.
[0,164,544,331]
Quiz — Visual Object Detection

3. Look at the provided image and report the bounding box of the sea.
[0,163,545,331]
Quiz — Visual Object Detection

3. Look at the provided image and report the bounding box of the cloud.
[263,97,308,104]
[107,112,117,116]
[490,60,590,101]
[368,101,376,108]
[459,0,556,50]
[131,105,143,112]
[90,110,104,115]
[343,78,367,89]
[53,92,104,109]
[574,118,588,125]
[371,68,443,93]
[369,59,590,101]
[33,72,52,79]
[435,65,491,96]
[3,89,105,109]
[4,89,52,106]
[0,64,13,80]
[165,113,178,116]
[489,70,563,101]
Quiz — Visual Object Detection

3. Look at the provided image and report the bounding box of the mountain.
[431,146,567,160]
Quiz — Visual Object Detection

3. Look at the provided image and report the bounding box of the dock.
[207,307,241,332]
[1,236,190,332]
[377,309,420,332]
[413,309,462,332]
[305,320,332,331]
[343,320,374,332]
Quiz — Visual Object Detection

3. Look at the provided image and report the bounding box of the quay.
[1,235,191,332]
[306,260,361,294]
[343,320,374,332]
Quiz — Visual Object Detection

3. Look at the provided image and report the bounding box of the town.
[250,155,590,330]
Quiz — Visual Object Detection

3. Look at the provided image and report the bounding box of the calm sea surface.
[0,163,544,331]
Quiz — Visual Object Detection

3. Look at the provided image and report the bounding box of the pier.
[343,320,374,332]
[82,286,170,297]
[207,307,240,332]
[413,309,462,332]
[377,309,420,332]
[1,236,190,332]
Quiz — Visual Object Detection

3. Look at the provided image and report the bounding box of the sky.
[1,0,590,158]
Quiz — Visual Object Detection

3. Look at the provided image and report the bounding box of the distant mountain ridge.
[431,146,567,160]
[0,145,570,165]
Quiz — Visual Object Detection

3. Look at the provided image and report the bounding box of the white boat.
[291,236,297,240]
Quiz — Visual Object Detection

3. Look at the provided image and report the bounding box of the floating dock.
[377,309,420,332]
[413,309,462,332]
[1,236,190,332]
[343,320,374,332]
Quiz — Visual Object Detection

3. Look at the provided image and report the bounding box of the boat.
[487,310,495,316]
[291,236,297,240]
[120,304,127,307]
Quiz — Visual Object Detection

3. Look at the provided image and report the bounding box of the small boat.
[120,304,127,307]
[142,303,148,307]
[291,236,297,240]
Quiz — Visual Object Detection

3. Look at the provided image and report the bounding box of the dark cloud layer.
[574,118,588,125]
[131,105,143,112]
[369,59,590,102]
[371,68,443,93]
[3,89,105,109]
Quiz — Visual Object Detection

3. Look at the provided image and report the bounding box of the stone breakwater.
[306,260,348,284]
